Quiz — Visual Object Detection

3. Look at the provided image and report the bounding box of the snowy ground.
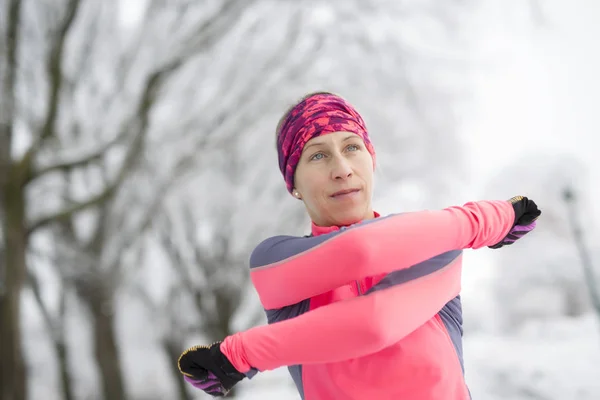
[465,314,600,400]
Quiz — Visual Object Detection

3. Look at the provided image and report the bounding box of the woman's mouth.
[331,188,361,199]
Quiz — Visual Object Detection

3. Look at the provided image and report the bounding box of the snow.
[465,314,600,400]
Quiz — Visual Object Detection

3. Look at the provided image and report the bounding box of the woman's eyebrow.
[304,134,358,151]
[304,141,325,150]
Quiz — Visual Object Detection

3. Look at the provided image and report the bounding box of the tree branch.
[27,130,128,183]
[0,0,23,187]
[189,7,310,152]
[105,175,179,275]
[26,48,184,235]
[172,0,257,62]
[28,270,60,342]
[41,0,82,142]
[156,214,199,295]
[28,182,116,235]
[70,1,102,87]
[18,0,83,171]
[130,280,159,315]
[529,0,547,26]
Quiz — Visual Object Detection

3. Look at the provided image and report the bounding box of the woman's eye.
[346,144,360,151]
[310,153,325,161]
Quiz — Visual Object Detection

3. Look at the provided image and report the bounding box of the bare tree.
[1,0,309,398]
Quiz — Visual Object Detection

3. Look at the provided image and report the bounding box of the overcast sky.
[463,0,599,210]
[455,0,600,299]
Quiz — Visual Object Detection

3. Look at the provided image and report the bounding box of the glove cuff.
[210,342,247,389]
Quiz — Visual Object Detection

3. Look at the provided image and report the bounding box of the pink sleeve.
[221,251,463,372]
[251,200,514,309]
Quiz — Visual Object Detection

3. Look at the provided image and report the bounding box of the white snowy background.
[3,0,599,399]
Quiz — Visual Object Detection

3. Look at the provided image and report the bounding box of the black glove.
[178,341,246,397]
[489,196,541,249]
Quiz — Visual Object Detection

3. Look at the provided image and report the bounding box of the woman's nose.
[331,157,353,180]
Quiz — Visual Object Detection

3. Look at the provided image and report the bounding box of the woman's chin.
[330,207,370,227]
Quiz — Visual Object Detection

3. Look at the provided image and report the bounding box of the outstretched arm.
[250,200,514,310]
[222,250,463,373]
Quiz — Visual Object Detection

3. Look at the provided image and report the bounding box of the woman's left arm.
[250,200,514,310]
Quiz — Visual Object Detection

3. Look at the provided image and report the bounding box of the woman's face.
[293,131,375,227]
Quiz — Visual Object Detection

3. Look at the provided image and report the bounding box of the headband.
[276,93,376,194]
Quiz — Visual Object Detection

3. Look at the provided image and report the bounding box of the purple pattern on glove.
[501,221,537,245]
[184,373,227,396]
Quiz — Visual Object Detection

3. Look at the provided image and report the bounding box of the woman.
[177,92,541,399]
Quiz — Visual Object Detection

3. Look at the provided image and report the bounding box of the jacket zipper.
[356,281,362,295]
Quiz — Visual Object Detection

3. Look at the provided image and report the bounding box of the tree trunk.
[1,0,26,398]
[0,175,27,400]
[85,293,127,400]
[29,272,75,400]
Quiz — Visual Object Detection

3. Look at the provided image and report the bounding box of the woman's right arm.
[222,249,463,373]
[250,200,514,310]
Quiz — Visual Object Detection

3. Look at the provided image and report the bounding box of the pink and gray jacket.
[220,200,516,399]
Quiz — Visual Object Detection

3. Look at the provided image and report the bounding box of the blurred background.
[1,0,599,399]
